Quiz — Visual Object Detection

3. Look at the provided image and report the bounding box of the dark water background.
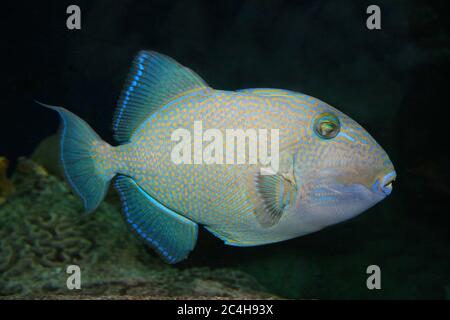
[2,0,450,298]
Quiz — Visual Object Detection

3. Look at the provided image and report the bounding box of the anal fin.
[115,175,198,264]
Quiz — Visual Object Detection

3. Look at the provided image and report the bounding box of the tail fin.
[39,103,114,213]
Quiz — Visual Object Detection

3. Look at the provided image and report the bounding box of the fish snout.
[371,170,396,196]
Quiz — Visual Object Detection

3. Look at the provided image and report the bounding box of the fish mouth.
[371,170,396,196]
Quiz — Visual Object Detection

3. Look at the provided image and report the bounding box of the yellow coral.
[0,157,14,204]
[16,157,48,177]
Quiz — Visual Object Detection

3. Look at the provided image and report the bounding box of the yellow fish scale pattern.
[97,89,311,243]
[96,88,389,244]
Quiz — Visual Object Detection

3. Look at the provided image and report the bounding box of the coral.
[31,134,63,179]
[0,158,277,299]
[0,157,14,205]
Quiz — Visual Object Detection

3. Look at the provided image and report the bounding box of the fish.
[42,51,396,264]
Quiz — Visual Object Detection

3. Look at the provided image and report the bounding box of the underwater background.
[1,0,450,299]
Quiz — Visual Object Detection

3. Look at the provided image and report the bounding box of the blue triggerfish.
[43,51,396,263]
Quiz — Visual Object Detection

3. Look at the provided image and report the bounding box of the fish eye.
[313,113,340,139]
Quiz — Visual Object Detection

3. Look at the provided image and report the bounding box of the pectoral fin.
[115,175,198,264]
[253,169,297,228]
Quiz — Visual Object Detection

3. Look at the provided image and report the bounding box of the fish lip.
[372,170,396,196]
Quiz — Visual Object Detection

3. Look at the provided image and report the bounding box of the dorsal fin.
[113,51,209,143]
